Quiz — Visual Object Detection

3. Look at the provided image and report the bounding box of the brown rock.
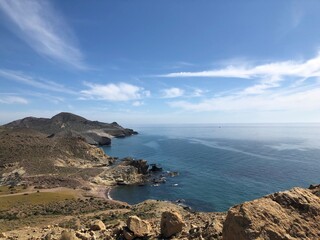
[127,215,152,237]
[60,230,77,240]
[161,211,185,238]
[0,233,6,238]
[223,187,320,240]
[123,227,135,240]
[90,220,106,231]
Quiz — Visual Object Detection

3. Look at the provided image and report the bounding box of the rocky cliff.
[223,185,320,240]
[4,112,137,146]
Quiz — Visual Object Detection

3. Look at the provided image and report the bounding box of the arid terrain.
[0,113,319,240]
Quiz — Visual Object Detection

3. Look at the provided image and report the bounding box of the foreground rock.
[223,187,320,240]
[90,220,106,231]
[161,211,185,238]
[126,215,152,238]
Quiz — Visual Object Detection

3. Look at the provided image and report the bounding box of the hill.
[4,112,137,145]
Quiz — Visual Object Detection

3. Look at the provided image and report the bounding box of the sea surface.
[102,124,320,212]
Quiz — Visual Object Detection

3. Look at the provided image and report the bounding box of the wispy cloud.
[0,0,87,69]
[0,69,76,94]
[165,53,320,113]
[161,87,184,98]
[132,101,144,107]
[169,83,320,112]
[161,53,320,80]
[80,82,150,101]
[0,95,28,104]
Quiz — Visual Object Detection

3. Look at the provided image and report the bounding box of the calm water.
[102,124,320,212]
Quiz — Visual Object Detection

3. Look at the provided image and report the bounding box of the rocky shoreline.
[0,113,319,239]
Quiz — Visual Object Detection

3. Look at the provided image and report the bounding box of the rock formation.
[223,187,320,240]
[160,211,185,238]
[125,215,152,238]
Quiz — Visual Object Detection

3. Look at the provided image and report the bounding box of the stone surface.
[123,227,135,240]
[89,220,106,231]
[127,215,152,237]
[223,187,320,240]
[161,211,185,238]
[60,230,77,240]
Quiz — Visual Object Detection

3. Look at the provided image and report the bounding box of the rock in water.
[160,211,185,238]
[90,220,106,231]
[223,187,320,240]
[126,215,152,237]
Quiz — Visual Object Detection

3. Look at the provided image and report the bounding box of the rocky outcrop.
[223,187,320,240]
[125,215,152,238]
[121,158,149,175]
[89,220,106,231]
[4,112,137,146]
[161,211,185,238]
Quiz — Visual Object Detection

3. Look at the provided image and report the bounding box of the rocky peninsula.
[0,113,319,239]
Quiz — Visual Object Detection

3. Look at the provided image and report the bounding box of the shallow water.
[103,124,320,212]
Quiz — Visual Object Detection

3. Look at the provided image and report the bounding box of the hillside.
[4,112,137,145]
[0,114,319,239]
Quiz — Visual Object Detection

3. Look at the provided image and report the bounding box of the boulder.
[160,211,185,238]
[90,220,106,231]
[127,215,152,237]
[223,187,320,240]
[123,227,135,240]
[60,230,77,240]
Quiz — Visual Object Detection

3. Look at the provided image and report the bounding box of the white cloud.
[0,69,75,94]
[169,85,320,112]
[0,0,86,69]
[161,54,320,80]
[81,82,150,101]
[161,87,184,98]
[0,95,28,104]
[132,101,144,107]
[161,52,320,114]
[192,88,205,97]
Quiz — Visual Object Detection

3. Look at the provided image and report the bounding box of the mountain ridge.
[3,112,137,146]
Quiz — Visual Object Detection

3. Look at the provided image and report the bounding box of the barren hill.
[4,112,137,145]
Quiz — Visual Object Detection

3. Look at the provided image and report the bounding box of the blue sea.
[102,124,320,212]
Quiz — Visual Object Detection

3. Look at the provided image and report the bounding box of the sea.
[102,124,320,212]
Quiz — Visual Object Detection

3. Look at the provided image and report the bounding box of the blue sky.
[1,0,320,124]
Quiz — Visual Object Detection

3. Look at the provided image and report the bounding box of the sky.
[1,0,320,125]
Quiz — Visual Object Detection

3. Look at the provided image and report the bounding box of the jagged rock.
[223,187,320,240]
[0,233,6,238]
[149,164,163,172]
[127,215,152,237]
[122,158,149,174]
[60,230,77,240]
[90,220,106,231]
[161,211,185,238]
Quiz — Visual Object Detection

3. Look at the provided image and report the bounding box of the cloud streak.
[0,0,87,69]
[0,95,28,104]
[0,69,76,94]
[81,82,150,101]
[165,53,320,113]
[161,54,320,79]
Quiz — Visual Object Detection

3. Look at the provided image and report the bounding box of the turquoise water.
[102,124,320,212]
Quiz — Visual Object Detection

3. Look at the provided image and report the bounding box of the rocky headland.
[0,113,319,239]
[4,112,138,146]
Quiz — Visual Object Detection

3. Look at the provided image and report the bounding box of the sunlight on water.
[103,124,320,211]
